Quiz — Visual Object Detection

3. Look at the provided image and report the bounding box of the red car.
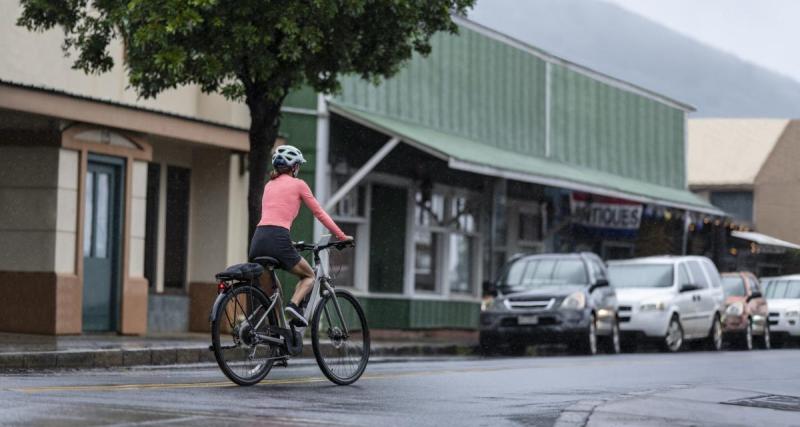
[721,272,770,350]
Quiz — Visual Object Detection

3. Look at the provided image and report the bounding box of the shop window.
[518,211,542,243]
[602,242,635,260]
[333,177,366,218]
[330,222,358,286]
[415,230,439,292]
[415,192,446,227]
[448,233,474,293]
[413,189,481,295]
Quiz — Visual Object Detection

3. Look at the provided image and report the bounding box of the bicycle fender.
[209,292,227,322]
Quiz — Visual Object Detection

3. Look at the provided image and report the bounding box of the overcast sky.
[605,0,800,81]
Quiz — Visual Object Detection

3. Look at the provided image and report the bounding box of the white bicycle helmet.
[272,144,307,169]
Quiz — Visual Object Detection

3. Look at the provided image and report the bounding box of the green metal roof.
[335,24,690,191]
[330,102,721,215]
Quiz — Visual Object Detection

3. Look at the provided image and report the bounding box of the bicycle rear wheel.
[311,289,370,385]
[211,285,278,386]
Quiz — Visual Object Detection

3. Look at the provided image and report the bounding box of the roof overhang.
[0,80,249,151]
[330,101,723,215]
[732,231,800,251]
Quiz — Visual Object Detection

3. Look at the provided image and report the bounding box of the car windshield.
[764,280,800,299]
[722,276,747,297]
[499,258,588,291]
[608,264,673,288]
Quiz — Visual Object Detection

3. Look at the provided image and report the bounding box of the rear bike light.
[217,282,226,293]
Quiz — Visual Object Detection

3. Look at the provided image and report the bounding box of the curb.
[0,343,478,372]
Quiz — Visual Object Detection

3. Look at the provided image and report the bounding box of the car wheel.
[479,333,498,356]
[705,314,723,351]
[506,343,527,357]
[620,339,638,353]
[758,324,772,350]
[661,316,684,353]
[742,319,754,351]
[602,319,621,354]
[570,314,598,355]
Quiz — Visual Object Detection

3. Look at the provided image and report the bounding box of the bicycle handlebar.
[293,239,354,253]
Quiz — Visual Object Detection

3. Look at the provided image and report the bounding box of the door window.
[678,264,691,286]
[589,259,607,281]
[83,172,94,257]
[687,261,710,288]
[83,170,112,259]
[702,260,722,288]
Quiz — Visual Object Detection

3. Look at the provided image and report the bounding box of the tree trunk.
[245,97,282,248]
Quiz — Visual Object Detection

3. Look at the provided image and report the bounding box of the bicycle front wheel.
[311,289,370,385]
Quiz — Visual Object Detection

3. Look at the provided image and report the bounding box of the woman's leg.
[288,258,315,306]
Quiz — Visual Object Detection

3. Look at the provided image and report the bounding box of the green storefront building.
[274,17,721,331]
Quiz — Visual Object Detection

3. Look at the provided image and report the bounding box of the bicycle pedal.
[276,359,288,367]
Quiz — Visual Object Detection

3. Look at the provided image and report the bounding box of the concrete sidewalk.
[0,332,478,371]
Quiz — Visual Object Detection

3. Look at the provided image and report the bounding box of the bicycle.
[209,236,370,386]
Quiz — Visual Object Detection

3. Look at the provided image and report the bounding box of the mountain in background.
[468,0,800,118]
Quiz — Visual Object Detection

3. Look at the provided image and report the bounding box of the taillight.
[217,282,226,293]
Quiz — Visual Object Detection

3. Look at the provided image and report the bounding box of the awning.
[731,231,800,250]
[329,102,724,215]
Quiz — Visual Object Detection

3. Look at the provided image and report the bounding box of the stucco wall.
[0,145,61,272]
[754,121,800,245]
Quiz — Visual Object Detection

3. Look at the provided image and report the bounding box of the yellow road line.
[10,357,676,394]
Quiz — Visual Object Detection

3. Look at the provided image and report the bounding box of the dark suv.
[479,253,620,355]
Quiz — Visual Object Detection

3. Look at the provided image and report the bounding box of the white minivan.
[607,256,725,352]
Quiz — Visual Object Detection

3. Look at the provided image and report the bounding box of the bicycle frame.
[214,236,350,351]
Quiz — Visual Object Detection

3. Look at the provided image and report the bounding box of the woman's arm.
[298,180,348,241]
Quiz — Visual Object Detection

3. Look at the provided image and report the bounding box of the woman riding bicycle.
[249,144,352,327]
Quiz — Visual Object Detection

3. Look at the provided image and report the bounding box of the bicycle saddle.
[252,256,281,269]
[215,263,264,281]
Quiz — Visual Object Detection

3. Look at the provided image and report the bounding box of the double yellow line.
[11,357,676,394]
[11,365,512,394]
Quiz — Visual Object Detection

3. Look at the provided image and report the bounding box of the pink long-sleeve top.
[258,174,347,240]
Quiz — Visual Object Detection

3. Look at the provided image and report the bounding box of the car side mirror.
[747,291,762,301]
[680,283,700,293]
[483,280,498,297]
[589,278,610,293]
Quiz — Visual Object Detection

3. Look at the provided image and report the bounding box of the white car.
[607,256,725,352]
[761,275,800,347]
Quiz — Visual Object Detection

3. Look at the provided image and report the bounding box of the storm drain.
[722,394,800,412]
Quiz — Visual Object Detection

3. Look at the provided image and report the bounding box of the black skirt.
[249,225,302,270]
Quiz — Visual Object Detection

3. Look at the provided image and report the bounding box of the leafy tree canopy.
[18,0,474,104]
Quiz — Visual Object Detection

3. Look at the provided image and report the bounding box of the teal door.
[83,157,124,332]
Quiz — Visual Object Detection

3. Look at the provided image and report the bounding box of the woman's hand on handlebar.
[335,236,355,249]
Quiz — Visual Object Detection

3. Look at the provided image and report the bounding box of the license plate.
[518,315,539,325]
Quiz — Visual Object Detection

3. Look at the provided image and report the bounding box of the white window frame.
[329,178,371,294]
[410,182,483,300]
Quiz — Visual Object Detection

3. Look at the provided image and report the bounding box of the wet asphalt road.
[1,349,799,427]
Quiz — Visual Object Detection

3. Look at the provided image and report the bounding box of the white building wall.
[0,2,251,130]
[226,153,250,266]
[187,148,232,284]
[129,160,148,278]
